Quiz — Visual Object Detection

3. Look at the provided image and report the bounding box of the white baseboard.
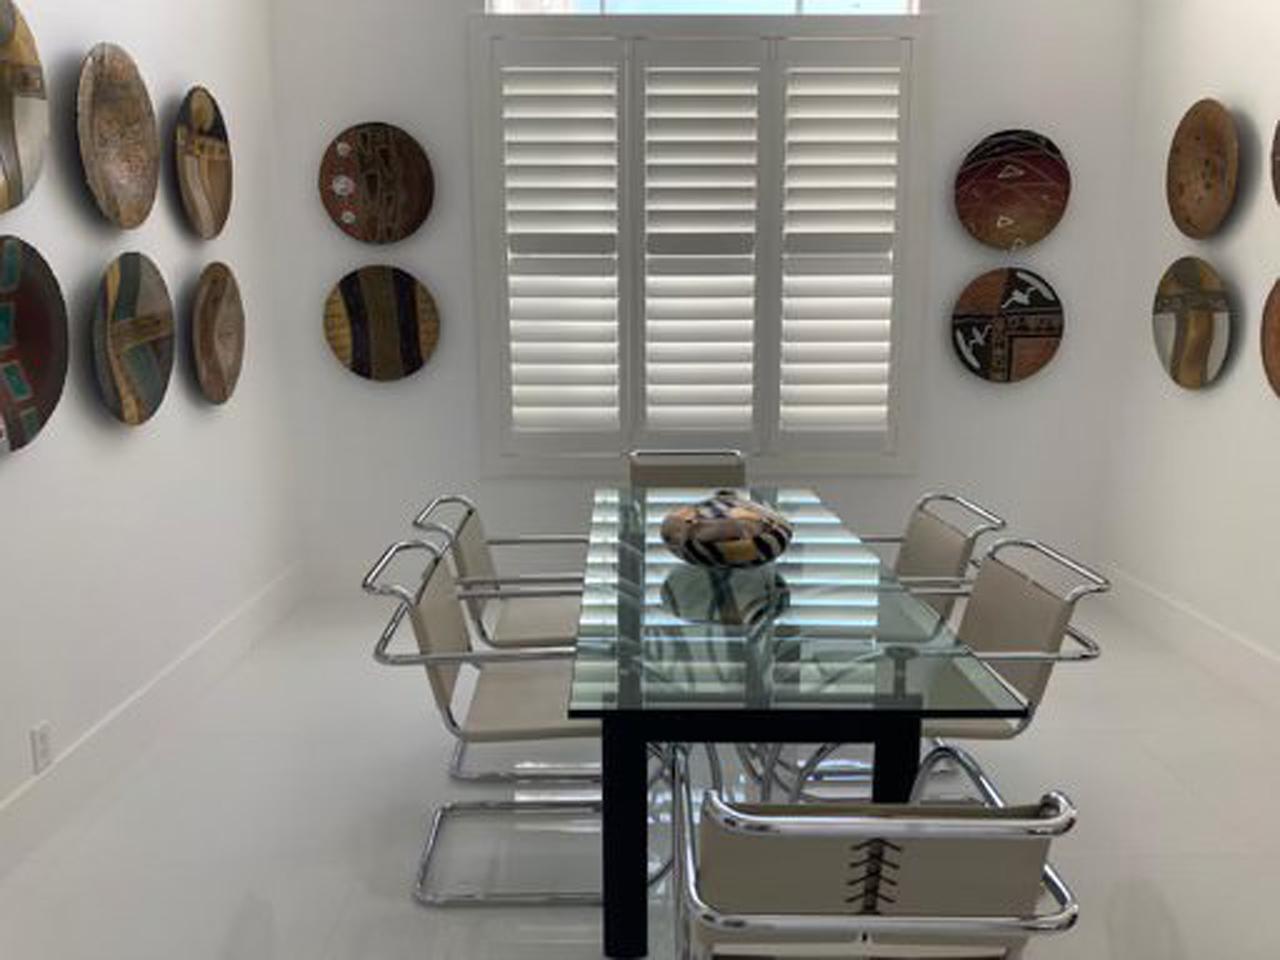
[1105,563,1280,705]
[0,565,303,880]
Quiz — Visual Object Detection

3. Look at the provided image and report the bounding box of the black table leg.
[872,715,922,802]
[602,715,648,958]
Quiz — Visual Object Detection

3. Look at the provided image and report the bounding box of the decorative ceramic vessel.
[660,491,793,569]
[954,128,1070,251]
[175,86,232,239]
[0,236,67,454]
[1166,99,1238,239]
[951,268,1064,383]
[1151,256,1232,390]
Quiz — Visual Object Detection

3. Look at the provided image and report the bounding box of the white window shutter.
[777,39,906,438]
[638,41,765,437]
[497,40,625,436]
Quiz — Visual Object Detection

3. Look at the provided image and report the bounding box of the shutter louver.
[502,62,621,432]
[643,60,760,433]
[779,51,901,434]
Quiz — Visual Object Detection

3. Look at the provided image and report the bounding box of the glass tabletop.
[569,487,1029,718]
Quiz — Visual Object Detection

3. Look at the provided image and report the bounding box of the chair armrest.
[458,585,584,601]
[858,534,903,545]
[374,637,576,668]
[487,534,590,547]
[972,626,1101,663]
[457,573,585,587]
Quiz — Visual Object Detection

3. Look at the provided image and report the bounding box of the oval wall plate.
[1262,280,1280,398]
[951,268,1064,383]
[175,86,233,239]
[954,129,1071,251]
[0,236,67,454]
[1152,256,1232,390]
[323,265,439,381]
[319,123,434,244]
[92,253,174,424]
[1166,99,1238,239]
[0,2,48,214]
[77,43,159,229]
[191,262,244,405]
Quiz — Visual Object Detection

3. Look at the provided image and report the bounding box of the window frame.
[469,15,932,478]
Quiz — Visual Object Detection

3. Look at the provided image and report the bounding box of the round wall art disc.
[92,253,174,424]
[1152,256,1232,390]
[319,122,434,244]
[76,43,159,229]
[0,2,48,214]
[323,266,439,381]
[1272,121,1280,207]
[0,236,67,454]
[954,129,1071,250]
[1261,280,1280,398]
[1166,99,1238,239]
[175,86,232,239]
[191,262,244,405]
[951,268,1064,383]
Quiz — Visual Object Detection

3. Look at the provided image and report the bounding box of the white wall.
[0,0,297,810]
[1100,0,1280,653]
[270,0,1136,591]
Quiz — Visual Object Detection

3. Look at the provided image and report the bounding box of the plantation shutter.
[497,39,625,437]
[638,41,764,437]
[777,39,906,439]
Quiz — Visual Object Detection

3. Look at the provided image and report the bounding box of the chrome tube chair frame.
[415,493,588,655]
[363,535,605,906]
[672,745,1078,960]
[627,448,747,488]
[782,539,1109,802]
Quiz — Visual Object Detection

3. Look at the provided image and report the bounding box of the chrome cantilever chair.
[413,494,587,649]
[363,534,606,905]
[863,492,1007,619]
[786,539,1111,800]
[672,746,1079,960]
[628,449,746,488]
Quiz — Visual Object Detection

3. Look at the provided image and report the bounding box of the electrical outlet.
[29,722,52,775]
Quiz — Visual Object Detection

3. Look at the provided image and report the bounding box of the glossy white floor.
[2,597,1279,959]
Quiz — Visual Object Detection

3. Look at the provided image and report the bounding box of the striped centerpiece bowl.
[660,490,794,569]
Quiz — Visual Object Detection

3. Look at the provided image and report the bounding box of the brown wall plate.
[0,236,67,454]
[1262,280,1280,398]
[191,262,244,405]
[323,265,438,381]
[319,123,434,244]
[1152,256,1231,390]
[175,86,232,240]
[951,268,1064,383]
[1272,122,1280,207]
[0,2,48,214]
[1166,99,1238,239]
[954,129,1071,250]
[92,253,173,424]
[77,43,159,229]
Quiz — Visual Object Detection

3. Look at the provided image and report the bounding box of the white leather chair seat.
[463,658,599,742]
[485,594,582,648]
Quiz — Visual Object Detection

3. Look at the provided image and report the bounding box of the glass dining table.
[570,487,1029,959]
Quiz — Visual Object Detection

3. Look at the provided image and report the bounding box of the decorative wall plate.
[1261,280,1280,398]
[1272,121,1280,207]
[191,262,244,404]
[92,253,173,424]
[76,43,159,229]
[319,122,434,244]
[951,268,1064,383]
[0,2,47,214]
[0,236,67,454]
[1166,99,1238,239]
[175,86,232,239]
[1152,256,1231,390]
[323,266,439,381]
[954,129,1071,250]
